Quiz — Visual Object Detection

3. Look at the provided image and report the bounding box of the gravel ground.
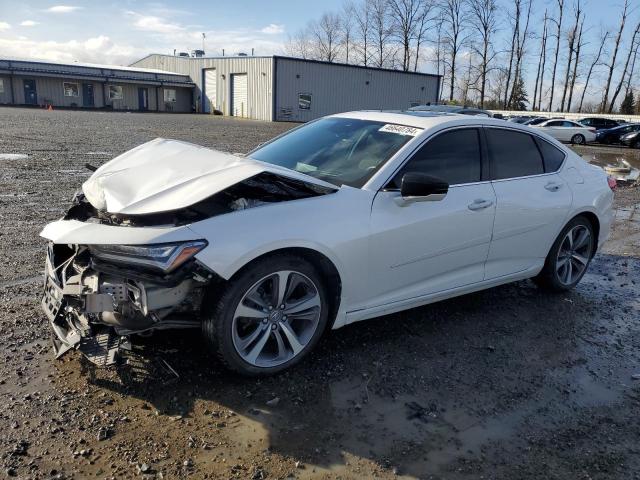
[1,107,640,480]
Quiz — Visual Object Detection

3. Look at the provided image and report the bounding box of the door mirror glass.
[398,172,448,204]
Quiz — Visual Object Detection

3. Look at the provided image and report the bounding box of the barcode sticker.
[379,124,422,136]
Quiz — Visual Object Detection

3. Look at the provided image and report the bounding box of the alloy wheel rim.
[556,225,592,285]
[231,270,321,367]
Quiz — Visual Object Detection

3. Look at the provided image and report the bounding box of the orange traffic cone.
[47,104,53,111]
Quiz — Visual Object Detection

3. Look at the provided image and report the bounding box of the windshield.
[249,117,419,187]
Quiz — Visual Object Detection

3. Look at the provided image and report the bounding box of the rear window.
[486,129,544,180]
[534,137,565,172]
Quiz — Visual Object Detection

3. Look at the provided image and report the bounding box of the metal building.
[131,54,441,121]
[0,58,195,112]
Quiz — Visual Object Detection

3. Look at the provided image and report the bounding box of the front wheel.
[534,216,595,292]
[203,255,329,376]
[571,134,586,145]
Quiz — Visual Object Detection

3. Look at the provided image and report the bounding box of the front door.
[82,83,94,107]
[368,128,496,308]
[483,127,572,278]
[23,79,37,105]
[138,87,148,111]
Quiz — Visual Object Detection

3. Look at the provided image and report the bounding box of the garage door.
[231,73,248,117]
[204,69,216,113]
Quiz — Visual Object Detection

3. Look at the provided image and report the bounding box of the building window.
[108,85,123,100]
[298,93,311,110]
[63,82,79,97]
[164,89,177,103]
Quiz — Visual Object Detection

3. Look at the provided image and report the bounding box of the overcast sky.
[0,1,632,107]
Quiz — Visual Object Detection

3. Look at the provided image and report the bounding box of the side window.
[486,129,544,180]
[534,137,566,172]
[394,128,482,186]
[563,121,577,127]
[547,121,563,127]
[580,119,592,126]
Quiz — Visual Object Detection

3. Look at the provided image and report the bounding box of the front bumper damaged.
[42,243,210,366]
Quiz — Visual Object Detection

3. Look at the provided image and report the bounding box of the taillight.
[607,176,617,190]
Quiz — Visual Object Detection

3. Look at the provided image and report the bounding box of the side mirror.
[396,172,448,206]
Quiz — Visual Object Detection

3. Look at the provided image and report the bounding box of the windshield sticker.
[379,124,422,136]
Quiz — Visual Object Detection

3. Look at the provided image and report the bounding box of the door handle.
[468,199,493,211]
[545,181,563,192]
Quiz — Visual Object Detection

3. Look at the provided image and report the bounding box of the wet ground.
[1,107,640,479]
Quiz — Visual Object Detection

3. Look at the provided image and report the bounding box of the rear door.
[368,127,496,306]
[23,79,37,105]
[484,127,572,279]
[82,83,94,107]
[542,120,567,141]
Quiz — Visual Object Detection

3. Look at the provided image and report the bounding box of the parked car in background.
[596,124,640,144]
[508,116,540,124]
[532,119,596,144]
[524,117,563,126]
[40,111,614,375]
[578,117,622,131]
[620,130,640,148]
[408,104,492,117]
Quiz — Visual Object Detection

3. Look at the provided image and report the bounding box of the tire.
[533,215,595,292]
[571,134,586,145]
[202,254,329,376]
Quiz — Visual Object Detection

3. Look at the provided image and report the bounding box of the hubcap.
[231,270,321,367]
[556,225,592,285]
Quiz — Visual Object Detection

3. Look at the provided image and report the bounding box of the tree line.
[284,0,640,114]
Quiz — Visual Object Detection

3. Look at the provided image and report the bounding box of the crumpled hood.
[82,138,335,215]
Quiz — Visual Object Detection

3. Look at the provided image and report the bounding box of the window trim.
[62,81,79,97]
[483,125,567,182]
[381,125,489,191]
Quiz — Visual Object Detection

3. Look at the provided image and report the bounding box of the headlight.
[90,240,208,273]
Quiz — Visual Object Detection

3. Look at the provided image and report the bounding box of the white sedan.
[532,119,597,144]
[41,112,614,375]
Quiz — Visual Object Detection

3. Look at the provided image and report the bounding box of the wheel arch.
[567,210,601,257]
[221,246,343,329]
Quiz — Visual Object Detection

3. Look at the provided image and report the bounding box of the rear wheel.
[534,216,595,292]
[571,134,586,145]
[203,255,329,376]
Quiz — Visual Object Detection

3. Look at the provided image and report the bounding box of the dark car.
[578,117,622,131]
[524,117,563,126]
[620,130,640,148]
[408,104,492,117]
[596,124,640,144]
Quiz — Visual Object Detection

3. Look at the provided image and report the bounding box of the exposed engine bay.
[42,242,216,366]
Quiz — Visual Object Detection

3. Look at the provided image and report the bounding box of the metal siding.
[131,55,274,120]
[274,58,439,122]
[231,73,248,117]
[0,75,12,103]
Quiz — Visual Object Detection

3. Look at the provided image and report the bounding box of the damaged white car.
[41,112,614,375]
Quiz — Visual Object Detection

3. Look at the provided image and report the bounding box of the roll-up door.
[204,69,216,113]
[231,73,248,117]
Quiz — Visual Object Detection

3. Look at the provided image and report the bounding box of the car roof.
[330,110,507,129]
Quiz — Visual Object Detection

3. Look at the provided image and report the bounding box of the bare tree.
[388,0,421,71]
[566,15,584,112]
[370,0,394,68]
[601,0,630,112]
[413,2,434,71]
[578,30,609,113]
[468,0,499,108]
[508,0,532,109]
[340,3,356,63]
[284,30,313,59]
[625,37,640,96]
[609,21,640,112]
[560,0,582,111]
[503,0,521,108]
[533,10,549,111]
[547,0,565,111]
[309,13,343,62]
[349,0,372,66]
[441,0,469,101]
